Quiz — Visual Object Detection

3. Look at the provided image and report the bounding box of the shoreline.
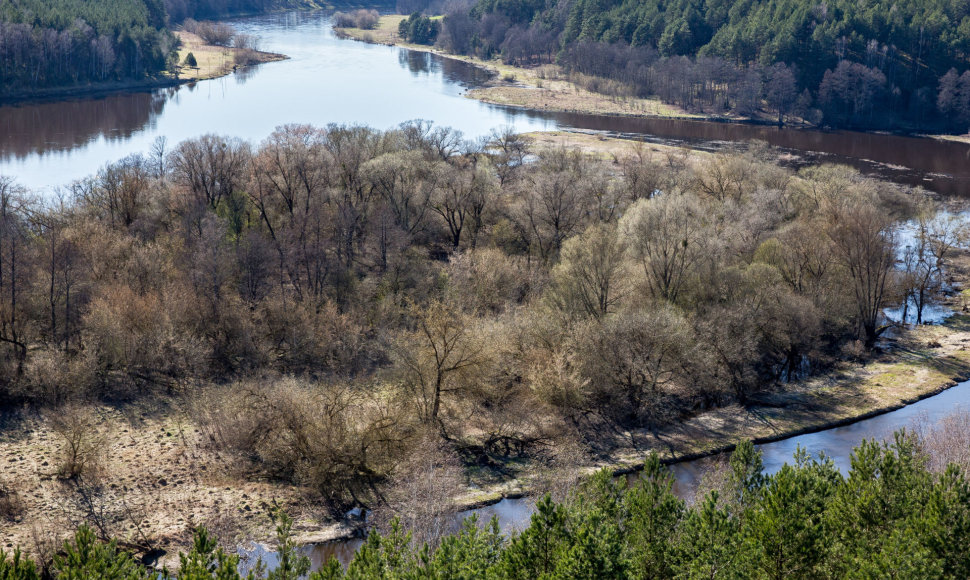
[335,16,969,141]
[312,279,970,545]
[449,313,970,514]
[0,32,287,107]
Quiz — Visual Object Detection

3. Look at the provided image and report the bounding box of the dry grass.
[174,30,286,82]
[929,133,970,144]
[0,404,350,567]
[519,130,706,162]
[335,16,692,120]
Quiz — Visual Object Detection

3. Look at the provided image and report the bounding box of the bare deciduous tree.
[826,197,897,346]
[620,193,703,304]
[397,301,485,427]
[548,222,628,319]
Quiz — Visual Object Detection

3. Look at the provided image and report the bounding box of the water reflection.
[546,114,970,196]
[1,9,970,197]
[400,50,432,75]
[0,10,555,191]
[0,90,167,159]
[395,50,493,90]
[233,65,261,85]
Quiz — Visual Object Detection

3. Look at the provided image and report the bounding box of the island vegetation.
[0,0,383,98]
[1,119,969,570]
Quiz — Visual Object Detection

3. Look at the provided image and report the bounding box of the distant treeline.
[417,0,970,131]
[0,0,388,94]
[0,0,173,91]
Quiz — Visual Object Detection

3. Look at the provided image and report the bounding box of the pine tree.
[54,526,150,580]
[0,549,39,580]
[498,495,570,579]
[624,453,684,579]
[674,492,745,578]
[267,511,311,580]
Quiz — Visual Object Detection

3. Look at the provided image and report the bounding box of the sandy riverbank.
[174,30,287,83]
[334,16,798,124]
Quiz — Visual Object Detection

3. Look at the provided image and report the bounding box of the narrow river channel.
[243,378,970,571]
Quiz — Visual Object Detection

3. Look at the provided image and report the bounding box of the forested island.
[6,0,970,577]
[2,120,970,575]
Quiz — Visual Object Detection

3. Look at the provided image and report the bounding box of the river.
[2,10,970,195]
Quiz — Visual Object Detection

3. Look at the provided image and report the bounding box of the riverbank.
[454,278,970,509]
[335,16,970,144]
[174,30,287,82]
[334,16,698,121]
[0,402,350,570]
[0,31,285,106]
[334,15,802,125]
[449,133,970,505]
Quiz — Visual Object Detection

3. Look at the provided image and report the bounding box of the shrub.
[234,49,259,66]
[193,21,235,47]
[334,9,379,30]
[0,479,24,523]
[194,379,407,513]
[233,33,260,51]
[49,406,107,481]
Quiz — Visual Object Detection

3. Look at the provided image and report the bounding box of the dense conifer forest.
[0,0,390,94]
[0,0,173,90]
[426,0,970,131]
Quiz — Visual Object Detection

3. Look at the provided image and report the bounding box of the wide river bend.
[2,10,970,196]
